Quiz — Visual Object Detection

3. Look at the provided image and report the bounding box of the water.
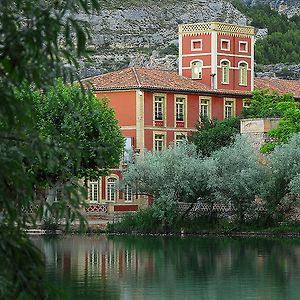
[34,235,300,300]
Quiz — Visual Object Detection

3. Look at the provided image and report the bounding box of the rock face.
[256,63,300,80]
[76,0,299,80]
[77,0,249,78]
[242,0,300,17]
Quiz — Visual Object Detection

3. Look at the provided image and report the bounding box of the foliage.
[190,116,240,157]
[0,0,104,298]
[241,90,300,150]
[231,0,300,64]
[122,142,213,229]
[207,135,265,224]
[19,80,124,183]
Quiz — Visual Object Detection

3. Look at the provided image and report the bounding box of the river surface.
[33,235,300,300]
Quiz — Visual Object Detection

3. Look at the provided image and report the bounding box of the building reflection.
[34,236,300,300]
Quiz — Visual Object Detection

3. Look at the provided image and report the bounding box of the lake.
[34,235,300,299]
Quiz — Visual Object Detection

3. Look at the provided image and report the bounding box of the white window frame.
[191,39,202,51]
[238,61,248,86]
[239,41,248,53]
[221,60,230,84]
[89,180,99,203]
[124,184,133,203]
[243,99,251,108]
[174,95,187,125]
[153,94,166,124]
[191,60,203,79]
[154,132,166,151]
[106,176,118,203]
[224,98,236,119]
[199,97,212,119]
[174,132,187,147]
[221,39,230,51]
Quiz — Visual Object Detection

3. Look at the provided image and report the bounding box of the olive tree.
[122,142,213,228]
[207,135,265,224]
[263,133,300,220]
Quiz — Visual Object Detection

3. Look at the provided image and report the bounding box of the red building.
[81,22,300,213]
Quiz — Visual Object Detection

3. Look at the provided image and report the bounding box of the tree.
[207,135,265,224]
[190,116,240,157]
[17,80,124,221]
[0,0,104,298]
[122,142,213,230]
[241,89,300,152]
[262,133,300,222]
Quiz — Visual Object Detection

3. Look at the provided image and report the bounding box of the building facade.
[81,22,300,214]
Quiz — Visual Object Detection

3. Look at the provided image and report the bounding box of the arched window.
[191,60,202,79]
[221,60,230,84]
[239,62,248,86]
[107,177,117,202]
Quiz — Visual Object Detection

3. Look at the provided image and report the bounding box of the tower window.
[221,39,230,51]
[239,62,248,86]
[221,60,230,84]
[191,39,202,51]
[239,41,248,52]
[191,60,202,79]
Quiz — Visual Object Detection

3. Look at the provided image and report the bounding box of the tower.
[178,22,255,91]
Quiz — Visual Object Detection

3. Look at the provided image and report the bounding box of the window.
[224,99,235,119]
[221,39,230,51]
[239,41,248,52]
[200,98,211,119]
[191,39,202,51]
[191,60,202,79]
[154,134,165,151]
[107,178,117,202]
[154,96,164,120]
[239,62,247,86]
[124,184,133,203]
[243,100,251,108]
[175,133,186,146]
[175,97,185,121]
[89,180,99,202]
[123,137,133,164]
[221,60,230,84]
[54,188,62,202]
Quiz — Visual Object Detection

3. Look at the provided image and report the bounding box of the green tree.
[0,0,109,298]
[190,116,240,157]
[207,136,265,225]
[262,133,300,222]
[122,142,213,230]
[241,89,300,152]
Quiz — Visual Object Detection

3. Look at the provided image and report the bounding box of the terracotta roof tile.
[81,67,299,99]
[254,78,300,99]
[81,67,253,97]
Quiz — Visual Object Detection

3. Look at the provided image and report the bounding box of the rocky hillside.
[243,0,300,17]
[77,0,299,80]
[77,0,249,78]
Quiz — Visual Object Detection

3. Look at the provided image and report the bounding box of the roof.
[81,67,250,97]
[81,67,300,99]
[254,78,300,99]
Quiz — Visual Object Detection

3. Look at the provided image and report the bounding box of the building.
[81,22,300,215]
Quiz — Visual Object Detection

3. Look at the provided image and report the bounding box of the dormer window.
[191,60,202,79]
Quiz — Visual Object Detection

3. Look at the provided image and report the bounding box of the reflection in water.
[33,236,300,300]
